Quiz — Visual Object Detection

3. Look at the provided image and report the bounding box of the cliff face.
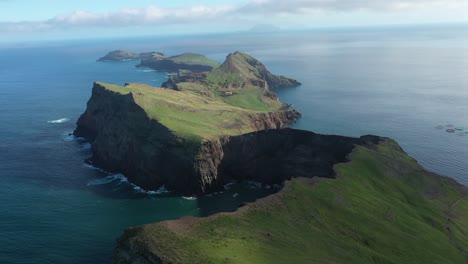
[111,139,468,264]
[194,129,379,193]
[74,83,198,193]
[74,82,300,195]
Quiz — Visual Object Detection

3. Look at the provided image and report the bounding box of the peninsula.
[76,51,301,195]
[77,51,468,264]
[113,137,468,263]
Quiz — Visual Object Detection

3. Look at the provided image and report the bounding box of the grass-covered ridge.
[207,51,261,86]
[96,82,287,143]
[115,140,468,264]
[206,51,301,89]
[138,52,220,72]
[168,53,220,68]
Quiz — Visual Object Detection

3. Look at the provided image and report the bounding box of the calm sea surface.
[1,26,467,263]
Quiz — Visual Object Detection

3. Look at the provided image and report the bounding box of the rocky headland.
[111,137,468,264]
[74,82,301,195]
[79,50,468,264]
[76,51,303,195]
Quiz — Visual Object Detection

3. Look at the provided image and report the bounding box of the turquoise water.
[1,26,468,263]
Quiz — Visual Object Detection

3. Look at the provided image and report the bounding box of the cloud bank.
[1,0,467,33]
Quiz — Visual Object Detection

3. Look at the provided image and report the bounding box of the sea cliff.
[112,138,468,264]
[74,82,301,195]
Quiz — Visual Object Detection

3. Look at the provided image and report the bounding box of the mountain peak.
[208,51,301,89]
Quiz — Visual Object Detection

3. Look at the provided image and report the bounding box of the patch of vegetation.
[206,52,256,87]
[221,86,282,112]
[206,51,300,89]
[450,198,468,255]
[169,53,220,68]
[129,140,468,264]
[96,82,280,143]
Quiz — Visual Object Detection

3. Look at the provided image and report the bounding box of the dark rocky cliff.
[74,82,301,195]
[194,129,381,192]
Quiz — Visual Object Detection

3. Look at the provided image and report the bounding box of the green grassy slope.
[163,51,297,111]
[97,82,284,143]
[206,51,261,87]
[119,140,468,264]
[169,53,220,68]
[206,51,300,89]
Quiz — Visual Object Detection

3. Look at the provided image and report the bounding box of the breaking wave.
[48,118,70,124]
[86,174,125,186]
[86,173,171,195]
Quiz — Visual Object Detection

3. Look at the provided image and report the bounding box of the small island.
[97,50,221,72]
[78,51,468,264]
[97,50,161,61]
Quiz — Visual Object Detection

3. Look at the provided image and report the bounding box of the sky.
[1,0,468,42]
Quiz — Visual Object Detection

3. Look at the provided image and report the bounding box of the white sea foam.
[247,181,263,189]
[137,69,156,73]
[132,183,171,195]
[224,182,235,190]
[86,172,172,195]
[87,174,127,186]
[233,193,239,198]
[63,134,76,142]
[48,118,70,124]
[182,196,197,200]
[80,143,91,150]
[82,163,108,173]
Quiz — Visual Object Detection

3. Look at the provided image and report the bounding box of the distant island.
[97,50,161,61]
[98,50,221,72]
[79,51,468,264]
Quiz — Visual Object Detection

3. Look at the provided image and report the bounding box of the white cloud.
[1,0,467,33]
[241,0,468,13]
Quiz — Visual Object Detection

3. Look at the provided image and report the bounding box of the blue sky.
[1,0,468,42]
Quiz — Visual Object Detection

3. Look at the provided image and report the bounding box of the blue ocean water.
[1,26,467,263]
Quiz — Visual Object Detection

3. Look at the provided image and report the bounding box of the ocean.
[1,25,467,263]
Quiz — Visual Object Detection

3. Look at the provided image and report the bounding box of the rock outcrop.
[161,70,208,90]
